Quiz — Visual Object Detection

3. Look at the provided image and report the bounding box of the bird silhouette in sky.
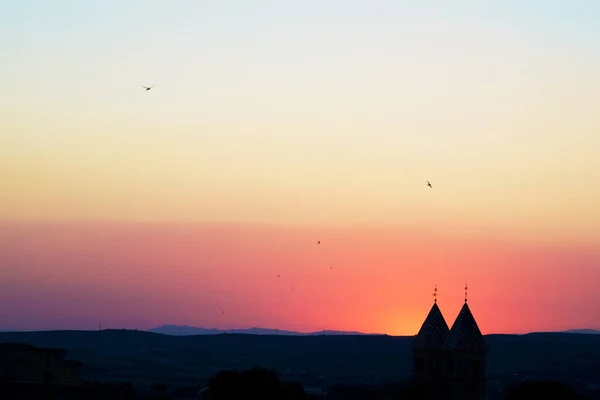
[141,85,154,91]
[278,274,280,278]
[317,240,320,245]
[427,181,432,188]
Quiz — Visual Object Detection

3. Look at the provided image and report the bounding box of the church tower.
[412,285,487,400]
[412,285,450,382]
[442,284,486,400]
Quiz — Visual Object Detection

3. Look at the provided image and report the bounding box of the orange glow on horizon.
[0,221,598,335]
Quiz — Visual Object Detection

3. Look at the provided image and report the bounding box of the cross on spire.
[464,283,468,303]
[433,284,438,303]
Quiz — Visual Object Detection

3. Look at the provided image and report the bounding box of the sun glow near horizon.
[0,220,598,335]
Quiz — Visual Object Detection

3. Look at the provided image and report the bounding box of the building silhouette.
[412,286,486,400]
[0,343,82,384]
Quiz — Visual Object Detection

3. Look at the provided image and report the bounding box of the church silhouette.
[412,285,486,400]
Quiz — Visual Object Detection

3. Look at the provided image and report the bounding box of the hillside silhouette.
[0,361,593,399]
[1,330,599,399]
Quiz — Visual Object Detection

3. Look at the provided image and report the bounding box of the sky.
[1,1,599,335]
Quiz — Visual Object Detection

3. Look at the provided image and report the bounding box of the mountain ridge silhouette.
[562,328,600,334]
[148,325,383,336]
[147,325,600,336]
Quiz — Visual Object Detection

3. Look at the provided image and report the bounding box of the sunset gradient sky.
[1,1,599,335]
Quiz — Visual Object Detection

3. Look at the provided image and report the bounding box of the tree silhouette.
[282,382,308,400]
[208,367,306,400]
[149,382,169,399]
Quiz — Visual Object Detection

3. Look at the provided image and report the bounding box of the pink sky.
[1,221,598,335]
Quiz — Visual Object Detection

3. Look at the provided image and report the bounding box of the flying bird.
[427,181,432,188]
[317,240,320,245]
[141,85,154,91]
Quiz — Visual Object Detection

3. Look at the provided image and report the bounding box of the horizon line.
[1,326,597,336]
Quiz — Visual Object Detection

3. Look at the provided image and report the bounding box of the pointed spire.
[413,287,450,351]
[464,283,468,303]
[443,289,485,353]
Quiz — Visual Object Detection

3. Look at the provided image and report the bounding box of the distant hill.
[563,329,600,334]
[0,329,599,394]
[148,325,381,336]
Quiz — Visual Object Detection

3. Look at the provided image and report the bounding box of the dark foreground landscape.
[1,330,600,399]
